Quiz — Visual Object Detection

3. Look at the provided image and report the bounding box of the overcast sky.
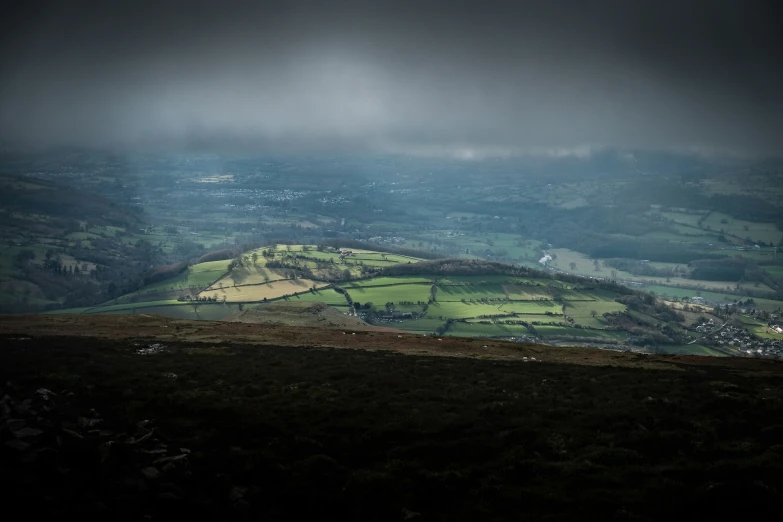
[1,0,781,157]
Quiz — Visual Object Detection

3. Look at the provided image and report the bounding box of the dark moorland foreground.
[3,315,783,521]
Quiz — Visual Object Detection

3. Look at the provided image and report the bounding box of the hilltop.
[2,313,783,521]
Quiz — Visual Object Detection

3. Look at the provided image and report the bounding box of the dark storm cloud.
[1,0,781,156]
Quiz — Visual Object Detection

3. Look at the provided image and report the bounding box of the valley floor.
[2,315,783,521]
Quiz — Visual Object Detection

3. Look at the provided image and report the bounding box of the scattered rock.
[141,449,167,455]
[129,428,156,445]
[5,418,26,431]
[229,486,248,501]
[153,453,188,466]
[402,508,422,520]
[140,467,161,481]
[136,344,168,355]
[14,427,44,438]
[61,428,84,439]
[233,499,251,513]
[78,417,102,428]
[14,398,32,414]
[35,388,57,401]
[35,447,57,461]
[5,439,30,451]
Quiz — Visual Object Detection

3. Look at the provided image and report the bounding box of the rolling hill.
[47,246,783,357]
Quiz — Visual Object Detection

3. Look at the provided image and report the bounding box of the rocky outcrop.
[0,383,234,520]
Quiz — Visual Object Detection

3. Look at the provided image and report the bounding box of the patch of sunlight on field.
[203,279,328,302]
[207,267,290,289]
[345,284,432,305]
[436,284,508,301]
[565,300,626,328]
[345,277,433,287]
[701,212,782,245]
[448,322,531,337]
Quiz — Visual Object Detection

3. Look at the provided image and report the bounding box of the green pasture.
[345,277,433,287]
[345,284,432,305]
[701,212,782,245]
[534,326,625,340]
[122,260,231,299]
[425,301,508,319]
[84,300,181,313]
[447,322,531,338]
[564,300,626,328]
[436,284,509,301]
[397,318,447,333]
[655,344,728,356]
[498,301,563,315]
[764,265,783,279]
[291,288,349,306]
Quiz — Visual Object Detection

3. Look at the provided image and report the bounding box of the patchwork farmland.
[49,245,774,356]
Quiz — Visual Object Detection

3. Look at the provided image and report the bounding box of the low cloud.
[1,1,781,156]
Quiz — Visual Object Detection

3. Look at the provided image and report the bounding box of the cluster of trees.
[177,294,223,304]
[380,258,636,296]
[460,297,508,303]
[616,294,685,323]
[195,248,237,263]
[318,239,443,260]
[142,261,189,286]
[40,258,85,276]
[688,258,748,281]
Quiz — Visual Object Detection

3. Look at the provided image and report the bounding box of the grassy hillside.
[0,174,150,311]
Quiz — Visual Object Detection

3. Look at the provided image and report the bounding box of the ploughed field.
[2,315,783,521]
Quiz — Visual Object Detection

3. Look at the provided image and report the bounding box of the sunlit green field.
[436,284,509,301]
[447,321,531,337]
[345,284,432,305]
[564,300,626,327]
[344,276,433,287]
